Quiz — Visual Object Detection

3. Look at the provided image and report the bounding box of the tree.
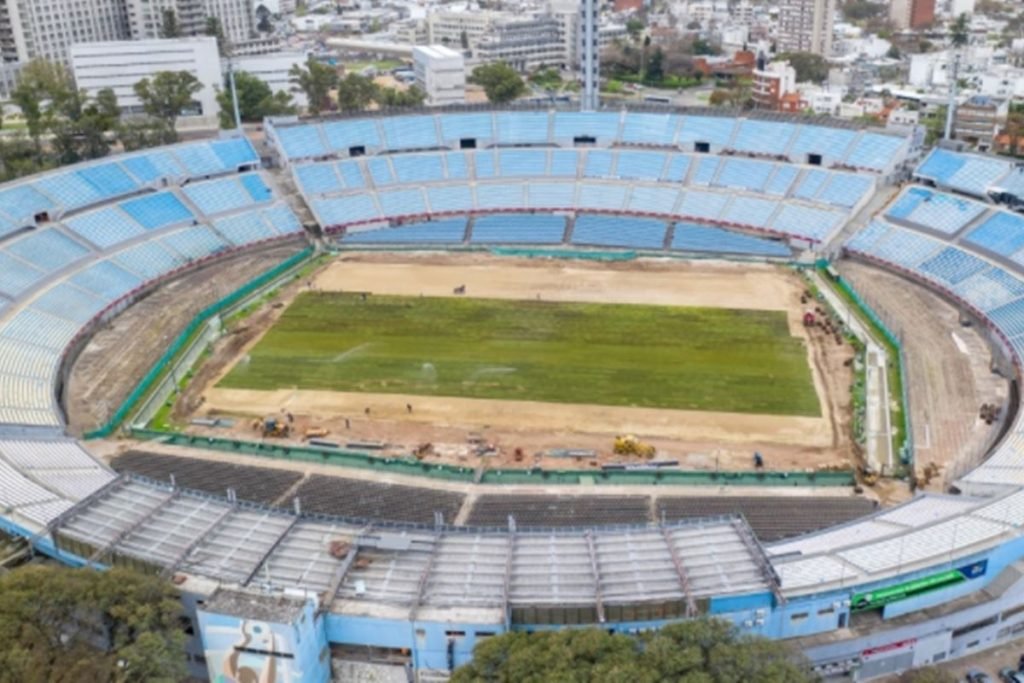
[216,71,296,128]
[777,51,830,82]
[133,70,202,143]
[256,5,273,33]
[626,17,644,40]
[205,16,228,56]
[10,59,73,157]
[842,0,884,22]
[0,564,187,683]
[460,29,470,50]
[289,56,339,115]
[452,619,817,683]
[646,47,665,83]
[336,73,379,111]
[470,62,526,103]
[160,8,180,38]
[950,13,969,47]
[887,44,902,59]
[378,85,427,108]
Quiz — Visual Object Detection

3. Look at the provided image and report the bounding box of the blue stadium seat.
[392,154,445,184]
[918,150,1012,197]
[377,189,428,217]
[120,192,194,230]
[788,126,857,161]
[615,151,666,181]
[336,160,366,188]
[690,157,721,186]
[499,150,548,177]
[578,183,627,211]
[213,212,279,246]
[966,212,1024,255]
[346,219,467,244]
[549,151,579,177]
[172,144,225,176]
[770,204,845,242]
[584,151,614,178]
[113,241,185,280]
[5,230,91,272]
[183,178,253,216]
[671,223,791,257]
[70,260,142,300]
[552,112,619,140]
[209,138,259,169]
[887,187,929,220]
[427,185,474,214]
[322,120,382,152]
[662,154,691,182]
[76,163,139,199]
[716,159,775,192]
[845,220,892,253]
[989,298,1024,337]
[380,116,440,150]
[276,125,329,159]
[33,173,103,212]
[679,190,728,220]
[678,116,736,147]
[438,113,494,143]
[367,157,396,186]
[897,190,985,236]
[793,169,830,200]
[65,207,146,249]
[0,185,57,227]
[474,151,498,179]
[572,214,666,249]
[722,196,778,228]
[121,151,184,184]
[316,195,381,227]
[864,223,944,268]
[0,252,45,298]
[526,182,575,209]
[0,213,17,241]
[295,164,344,195]
[919,246,989,285]
[240,174,273,203]
[764,165,799,196]
[160,225,230,260]
[472,214,565,244]
[844,133,905,171]
[261,206,303,235]
[0,308,78,351]
[476,183,525,210]
[31,283,105,324]
[954,267,1024,312]
[494,112,549,145]
[731,120,796,156]
[627,185,680,214]
[817,174,873,208]
[621,112,679,145]
[445,152,470,180]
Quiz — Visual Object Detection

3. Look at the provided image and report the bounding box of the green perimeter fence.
[128,428,855,487]
[84,247,315,439]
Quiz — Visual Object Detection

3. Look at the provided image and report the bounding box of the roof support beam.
[35,475,128,554]
[502,526,516,629]
[584,531,605,624]
[661,526,698,618]
[732,518,786,606]
[160,503,237,579]
[240,515,301,587]
[408,531,444,622]
[87,488,177,567]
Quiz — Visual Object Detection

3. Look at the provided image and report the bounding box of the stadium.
[1,107,1024,682]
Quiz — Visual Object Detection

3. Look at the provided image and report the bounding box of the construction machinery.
[613,435,656,459]
[303,426,329,440]
[252,416,290,438]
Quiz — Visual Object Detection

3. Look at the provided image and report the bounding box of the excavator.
[252,416,290,438]
[613,435,656,459]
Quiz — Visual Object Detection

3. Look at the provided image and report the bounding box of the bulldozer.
[303,426,329,440]
[252,416,290,438]
[613,435,656,459]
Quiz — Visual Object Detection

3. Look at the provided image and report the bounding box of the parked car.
[967,668,994,683]
[999,667,1024,683]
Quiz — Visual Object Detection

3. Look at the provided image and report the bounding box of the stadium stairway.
[663,222,676,249]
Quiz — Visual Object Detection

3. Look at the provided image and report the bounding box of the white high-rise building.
[413,45,465,106]
[777,0,836,57]
[0,0,129,64]
[124,0,254,46]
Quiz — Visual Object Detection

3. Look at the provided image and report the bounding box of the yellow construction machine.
[613,435,656,459]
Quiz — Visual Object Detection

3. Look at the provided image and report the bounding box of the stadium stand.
[345,219,467,244]
[671,223,791,257]
[120,192,194,230]
[471,214,565,244]
[571,214,667,249]
[916,148,1013,197]
[886,186,987,236]
[966,212,1024,257]
[467,495,651,527]
[282,474,465,524]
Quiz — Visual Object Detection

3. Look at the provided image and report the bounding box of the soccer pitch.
[220,293,820,416]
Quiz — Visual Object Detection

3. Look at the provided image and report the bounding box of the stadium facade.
[1,107,1024,681]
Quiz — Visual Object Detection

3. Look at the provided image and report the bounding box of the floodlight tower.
[580,0,600,111]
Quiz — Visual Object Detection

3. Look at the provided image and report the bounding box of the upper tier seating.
[183,173,273,216]
[916,148,1013,197]
[967,212,1024,257]
[886,187,987,236]
[120,192,194,230]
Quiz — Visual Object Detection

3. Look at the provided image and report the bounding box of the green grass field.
[220,293,820,416]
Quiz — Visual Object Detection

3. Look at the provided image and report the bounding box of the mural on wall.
[203,615,303,683]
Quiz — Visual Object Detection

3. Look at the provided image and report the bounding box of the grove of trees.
[288,57,426,114]
[0,564,188,683]
[470,62,527,103]
[451,618,818,683]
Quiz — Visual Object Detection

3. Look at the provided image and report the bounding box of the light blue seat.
[277,125,328,159]
[494,112,549,145]
[0,213,18,240]
[0,252,45,298]
[0,308,78,351]
[992,168,1024,199]
[367,157,396,186]
[160,225,230,260]
[114,241,185,280]
[209,138,258,169]
[770,205,845,242]
[870,224,944,268]
[578,183,627,211]
[845,220,892,253]
[969,212,1024,256]
[311,196,380,225]
[183,178,252,216]
[716,159,774,192]
[380,116,440,150]
[722,197,778,228]
[70,260,142,300]
[549,151,579,177]
[336,160,365,188]
[621,113,679,145]
[5,230,90,272]
[679,191,728,220]
[0,185,56,227]
[295,164,344,195]
[793,169,830,200]
[65,207,147,249]
[662,154,691,182]
[76,163,139,199]
[672,223,791,257]
[346,218,467,244]
[572,215,666,249]
[261,206,303,235]
[445,152,469,180]
[627,185,680,214]
[476,183,524,210]
[764,165,799,196]
[31,283,105,324]
[172,144,225,176]
[240,174,272,203]
[526,182,575,209]
[615,151,666,181]
[392,154,445,184]
[120,192,194,230]
[214,212,279,246]
[33,173,102,212]
[731,120,796,156]
[844,133,905,171]
[121,151,184,184]
[919,246,989,285]
[678,116,736,147]
[944,155,1013,196]
[472,214,564,244]
[377,189,428,217]
[954,268,1024,312]
[990,298,1024,337]
[475,151,498,179]
[690,157,721,186]
[322,120,382,152]
[427,185,474,214]
[816,173,873,208]
[552,112,619,140]
[438,113,494,143]
[584,151,614,178]
[788,126,857,161]
[888,187,932,220]
[499,150,548,177]
[901,190,985,236]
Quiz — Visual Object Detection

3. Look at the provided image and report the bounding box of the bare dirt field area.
[837,259,1009,490]
[187,253,857,473]
[64,244,305,434]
